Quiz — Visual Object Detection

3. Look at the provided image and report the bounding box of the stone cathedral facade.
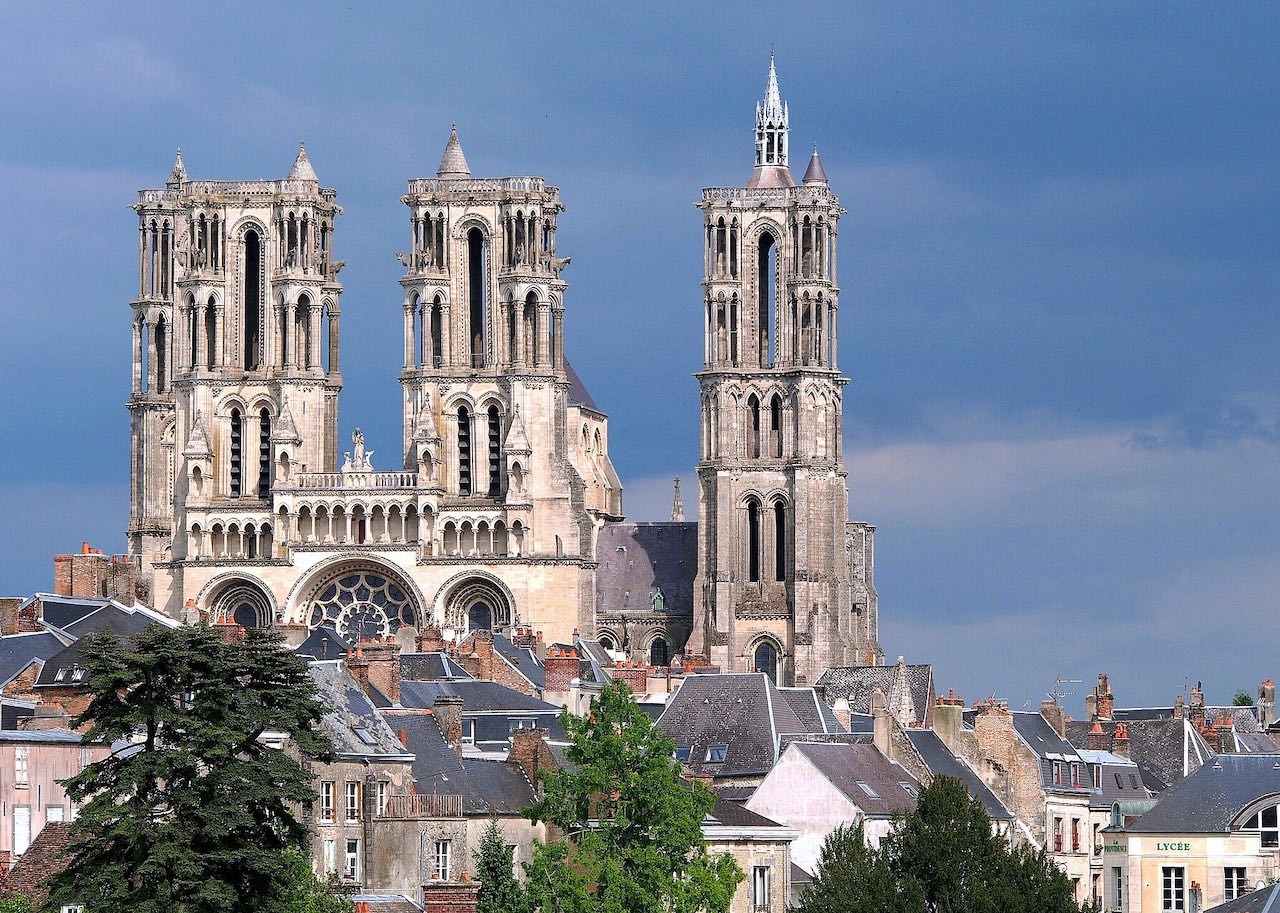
[124,59,880,684]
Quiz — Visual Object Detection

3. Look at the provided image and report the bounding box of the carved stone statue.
[352,428,374,471]
[341,451,353,473]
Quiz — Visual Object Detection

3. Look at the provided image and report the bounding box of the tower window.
[770,394,783,457]
[748,395,761,459]
[467,228,487,367]
[430,296,444,366]
[747,500,760,583]
[755,641,778,684]
[650,636,668,668]
[154,315,167,393]
[487,405,502,497]
[257,408,271,499]
[243,230,261,370]
[774,501,786,582]
[758,233,776,367]
[205,296,217,369]
[229,408,243,498]
[457,406,472,496]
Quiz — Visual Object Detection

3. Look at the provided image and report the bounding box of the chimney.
[0,598,20,637]
[610,660,649,693]
[422,880,479,913]
[1173,693,1185,720]
[0,849,11,879]
[1040,697,1066,739]
[932,691,964,754]
[461,628,497,681]
[831,698,852,733]
[1260,680,1276,729]
[1096,674,1114,722]
[509,727,549,785]
[361,637,402,704]
[544,646,580,694]
[1087,721,1108,751]
[345,646,370,694]
[432,694,465,762]
[511,626,537,648]
[1217,712,1236,754]
[415,622,447,654]
[1112,722,1130,760]
[1189,683,1206,731]
[871,687,892,758]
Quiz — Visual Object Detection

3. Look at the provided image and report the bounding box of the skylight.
[705,745,728,763]
[856,780,880,799]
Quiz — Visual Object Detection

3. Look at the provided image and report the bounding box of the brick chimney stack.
[1040,697,1067,739]
[610,660,649,693]
[345,646,370,694]
[416,622,447,654]
[1260,680,1276,729]
[422,880,479,913]
[871,688,891,758]
[831,698,852,734]
[1173,693,1185,720]
[509,727,550,786]
[1217,712,1236,754]
[1095,674,1114,722]
[361,636,401,704]
[1087,721,1108,751]
[544,646,580,694]
[1112,722,1130,759]
[933,690,964,754]
[432,694,465,762]
[1189,683,1206,731]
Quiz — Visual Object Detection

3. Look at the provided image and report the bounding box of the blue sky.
[2,3,1278,714]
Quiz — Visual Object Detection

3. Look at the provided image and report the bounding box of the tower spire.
[167,147,187,185]
[287,142,318,182]
[748,52,792,188]
[436,123,471,179]
[671,476,685,522]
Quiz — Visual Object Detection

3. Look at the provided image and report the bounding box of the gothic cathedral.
[124,58,880,685]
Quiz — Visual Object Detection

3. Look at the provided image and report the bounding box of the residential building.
[0,730,110,857]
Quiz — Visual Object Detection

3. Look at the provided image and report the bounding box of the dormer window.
[705,745,727,764]
[652,589,665,613]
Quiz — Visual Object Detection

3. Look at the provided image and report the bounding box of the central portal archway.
[295,560,422,646]
[439,573,515,637]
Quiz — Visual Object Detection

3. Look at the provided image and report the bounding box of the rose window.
[307,571,416,644]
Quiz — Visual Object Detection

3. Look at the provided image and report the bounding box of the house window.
[1091,873,1101,908]
[14,747,28,787]
[1071,763,1082,788]
[13,806,30,856]
[1225,867,1248,901]
[1092,823,1101,855]
[1051,761,1063,786]
[1092,765,1102,789]
[319,781,334,822]
[1161,865,1185,912]
[344,838,359,880]
[1071,818,1080,852]
[434,839,452,881]
[79,748,91,769]
[751,865,771,911]
[705,745,728,764]
[509,844,519,879]
[1112,866,1123,911]
[463,720,476,746]
[1244,804,1280,847]
[323,839,336,874]
[60,906,85,913]
[1053,817,1063,852]
[46,806,64,824]
[376,781,388,817]
[345,781,360,822]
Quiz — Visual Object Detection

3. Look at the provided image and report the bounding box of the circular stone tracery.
[307,570,416,644]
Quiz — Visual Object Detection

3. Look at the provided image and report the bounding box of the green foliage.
[0,895,34,913]
[1234,690,1255,706]
[265,849,354,913]
[794,777,1085,913]
[475,819,527,913]
[42,624,335,913]
[523,681,742,913]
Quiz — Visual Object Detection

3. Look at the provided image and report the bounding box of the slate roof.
[0,728,83,743]
[707,795,787,829]
[1205,883,1280,913]
[1122,754,1280,834]
[295,625,349,662]
[388,712,535,815]
[399,651,473,682]
[565,360,600,412]
[0,631,64,688]
[1236,731,1280,753]
[1075,749,1151,808]
[26,593,110,629]
[397,680,558,714]
[790,742,921,818]
[657,673,811,778]
[815,664,933,724]
[1,700,35,730]
[904,729,1012,820]
[1116,705,1265,732]
[308,661,413,760]
[1012,711,1083,761]
[1066,718,1212,793]
[487,633,545,690]
[36,604,179,687]
[778,687,844,734]
[595,522,697,619]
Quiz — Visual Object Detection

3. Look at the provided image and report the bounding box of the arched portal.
[440,574,514,636]
[754,640,779,683]
[207,578,274,629]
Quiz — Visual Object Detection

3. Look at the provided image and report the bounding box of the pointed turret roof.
[758,50,786,126]
[184,411,212,458]
[671,477,685,522]
[802,145,828,184]
[287,142,318,182]
[747,52,794,189]
[436,124,471,179]
[412,401,440,443]
[167,147,187,185]
[272,397,303,443]
[503,406,531,454]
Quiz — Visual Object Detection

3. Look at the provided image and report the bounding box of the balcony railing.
[285,471,419,491]
[377,793,463,819]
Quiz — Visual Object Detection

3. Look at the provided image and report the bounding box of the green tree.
[43,623,335,913]
[267,849,354,913]
[522,681,742,913]
[1234,690,1255,706]
[794,777,1084,913]
[0,896,34,913]
[475,819,527,913]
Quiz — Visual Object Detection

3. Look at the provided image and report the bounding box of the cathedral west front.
[124,58,882,685]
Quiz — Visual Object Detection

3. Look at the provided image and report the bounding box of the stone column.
[328,307,340,375]
[138,224,147,297]
[285,300,297,368]
[441,302,452,367]
[513,300,525,368]
[132,316,143,393]
[344,509,353,544]
[537,302,551,368]
[309,304,322,372]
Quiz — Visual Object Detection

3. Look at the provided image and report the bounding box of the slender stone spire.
[436,123,471,179]
[671,476,685,522]
[167,147,187,185]
[748,52,793,188]
[287,142,318,182]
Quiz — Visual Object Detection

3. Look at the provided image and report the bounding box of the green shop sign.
[1155,842,1192,852]
[1102,843,1127,853]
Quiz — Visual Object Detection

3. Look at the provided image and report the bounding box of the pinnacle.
[436,123,471,179]
[287,141,318,182]
[168,147,187,184]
